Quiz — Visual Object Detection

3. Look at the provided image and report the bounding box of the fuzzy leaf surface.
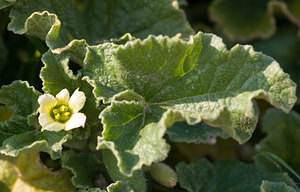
[7,0,193,64]
[0,152,75,192]
[176,159,299,192]
[85,32,296,175]
[102,150,146,192]
[0,81,69,159]
[255,109,300,174]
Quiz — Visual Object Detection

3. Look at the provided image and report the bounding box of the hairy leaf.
[176,159,299,192]
[0,81,69,159]
[255,109,300,174]
[7,0,193,64]
[103,150,146,192]
[0,152,75,192]
[252,27,300,103]
[85,32,296,175]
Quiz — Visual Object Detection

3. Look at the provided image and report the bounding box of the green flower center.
[51,104,72,123]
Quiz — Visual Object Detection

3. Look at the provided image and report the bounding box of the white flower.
[38,88,87,132]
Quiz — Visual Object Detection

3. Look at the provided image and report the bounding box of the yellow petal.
[38,113,55,128]
[55,88,70,104]
[69,89,86,112]
[38,94,57,113]
[65,112,86,131]
[44,122,64,132]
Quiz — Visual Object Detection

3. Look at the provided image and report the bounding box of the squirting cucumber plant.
[0,0,300,192]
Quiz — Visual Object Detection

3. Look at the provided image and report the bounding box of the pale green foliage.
[6,0,193,65]
[176,159,299,192]
[83,32,296,176]
[0,152,75,192]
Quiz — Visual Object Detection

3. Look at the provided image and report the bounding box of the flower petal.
[38,94,57,113]
[65,112,86,131]
[44,122,64,132]
[69,89,86,112]
[38,113,55,128]
[56,89,70,104]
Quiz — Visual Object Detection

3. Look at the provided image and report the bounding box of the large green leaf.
[209,0,300,41]
[85,32,296,175]
[0,152,75,192]
[7,0,193,64]
[176,159,299,192]
[0,81,69,159]
[255,109,300,174]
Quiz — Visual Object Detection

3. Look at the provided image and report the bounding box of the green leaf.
[0,81,69,159]
[260,181,298,192]
[78,188,105,192]
[176,159,299,192]
[41,50,101,127]
[87,32,296,175]
[255,109,300,174]
[209,0,300,41]
[167,121,228,144]
[7,0,193,64]
[252,27,300,104]
[61,150,104,189]
[77,182,134,192]
[106,181,134,192]
[102,150,146,192]
[0,0,15,9]
[0,151,75,192]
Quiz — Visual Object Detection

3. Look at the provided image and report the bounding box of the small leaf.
[0,81,69,159]
[61,150,104,189]
[103,150,146,192]
[0,151,75,192]
[176,159,299,192]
